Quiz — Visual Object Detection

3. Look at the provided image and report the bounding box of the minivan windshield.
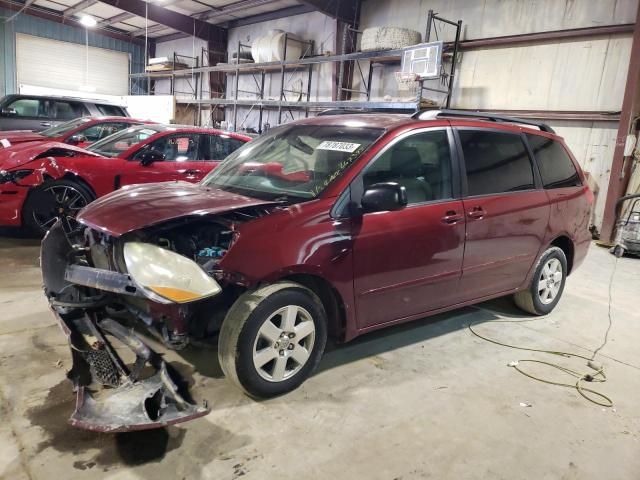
[88,125,158,157]
[201,124,384,200]
[41,117,91,137]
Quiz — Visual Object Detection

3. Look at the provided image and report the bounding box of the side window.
[7,98,46,118]
[363,130,452,205]
[136,134,200,162]
[97,104,126,116]
[526,134,581,189]
[78,122,131,142]
[459,130,534,196]
[55,101,87,120]
[207,135,246,160]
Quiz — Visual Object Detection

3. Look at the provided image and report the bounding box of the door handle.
[183,169,202,175]
[441,211,464,224]
[40,122,51,127]
[467,206,486,219]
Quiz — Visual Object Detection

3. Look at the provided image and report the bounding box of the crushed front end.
[40,213,259,432]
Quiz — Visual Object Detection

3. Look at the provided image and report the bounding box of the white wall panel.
[359,0,638,41]
[451,35,632,110]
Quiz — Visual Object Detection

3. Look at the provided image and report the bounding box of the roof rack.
[412,109,556,133]
[317,108,412,116]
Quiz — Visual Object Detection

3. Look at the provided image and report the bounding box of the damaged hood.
[0,141,98,171]
[77,181,278,236]
[0,130,46,145]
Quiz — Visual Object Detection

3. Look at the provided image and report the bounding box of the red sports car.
[0,116,150,149]
[0,124,251,233]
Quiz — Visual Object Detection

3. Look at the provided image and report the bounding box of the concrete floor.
[0,234,639,480]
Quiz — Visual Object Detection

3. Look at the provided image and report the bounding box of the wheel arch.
[278,272,347,341]
[549,235,575,274]
[59,172,97,199]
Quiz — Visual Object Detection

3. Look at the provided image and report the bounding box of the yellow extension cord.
[467,257,618,408]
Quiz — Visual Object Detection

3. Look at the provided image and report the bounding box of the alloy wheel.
[252,305,316,382]
[32,184,89,232]
[537,257,563,305]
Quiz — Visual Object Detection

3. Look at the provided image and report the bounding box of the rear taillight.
[585,186,595,205]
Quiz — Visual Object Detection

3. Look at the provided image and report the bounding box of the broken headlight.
[0,169,33,184]
[124,242,221,303]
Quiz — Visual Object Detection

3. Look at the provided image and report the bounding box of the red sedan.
[0,116,150,149]
[0,124,251,233]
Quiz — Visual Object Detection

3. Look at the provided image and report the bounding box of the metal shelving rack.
[129,12,463,132]
[130,52,202,99]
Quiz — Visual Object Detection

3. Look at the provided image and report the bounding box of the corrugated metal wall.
[0,7,145,96]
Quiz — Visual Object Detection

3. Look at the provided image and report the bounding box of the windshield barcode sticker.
[0,139,11,148]
[316,141,361,153]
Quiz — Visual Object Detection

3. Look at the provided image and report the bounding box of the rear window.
[96,104,127,116]
[526,134,581,189]
[459,130,535,196]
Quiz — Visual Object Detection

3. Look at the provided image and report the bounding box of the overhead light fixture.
[79,15,97,28]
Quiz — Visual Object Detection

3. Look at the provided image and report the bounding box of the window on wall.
[363,129,453,204]
[459,130,535,196]
[526,134,582,189]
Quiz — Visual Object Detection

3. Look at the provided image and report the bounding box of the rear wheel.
[218,282,327,398]
[514,246,568,315]
[23,179,94,235]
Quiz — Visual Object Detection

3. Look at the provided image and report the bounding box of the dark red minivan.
[41,110,592,432]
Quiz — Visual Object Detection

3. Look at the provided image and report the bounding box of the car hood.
[0,141,97,170]
[0,130,46,145]
[77,181,278,236]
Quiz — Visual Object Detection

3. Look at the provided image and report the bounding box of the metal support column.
[600,3,640,241]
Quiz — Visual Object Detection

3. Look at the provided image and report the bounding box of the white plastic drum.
[251,30,303,63]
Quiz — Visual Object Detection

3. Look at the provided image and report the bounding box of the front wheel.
[23,179,94,235]
[218,282,327,398]
[514,246,568,315]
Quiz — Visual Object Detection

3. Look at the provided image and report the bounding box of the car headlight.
[0,169,33,185]
[124,242,221,303]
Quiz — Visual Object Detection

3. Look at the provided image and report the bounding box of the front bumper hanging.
[42,221,209,432]
[55,311,209,432]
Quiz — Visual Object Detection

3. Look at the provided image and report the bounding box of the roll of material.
[361,27,422,51]
[251,30,303,63]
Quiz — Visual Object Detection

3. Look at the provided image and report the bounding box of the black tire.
[218,281,327,398]
[23,179,94,235]
[514,246,568,315]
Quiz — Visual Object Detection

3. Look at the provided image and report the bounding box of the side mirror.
[361,182,408,213]
[139,149,165,166]
[0,107,17,117]
[66,134,87,146]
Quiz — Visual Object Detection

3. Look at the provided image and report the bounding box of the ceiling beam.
[63,0,98,17]
[98,0,183,28]
[0,0,145,45]
[97,11,135,27]
[96,0,225,42]
[154,4,318,42]
[227,4,315,28]
[298,0,359,24]
[197,0,280,21]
